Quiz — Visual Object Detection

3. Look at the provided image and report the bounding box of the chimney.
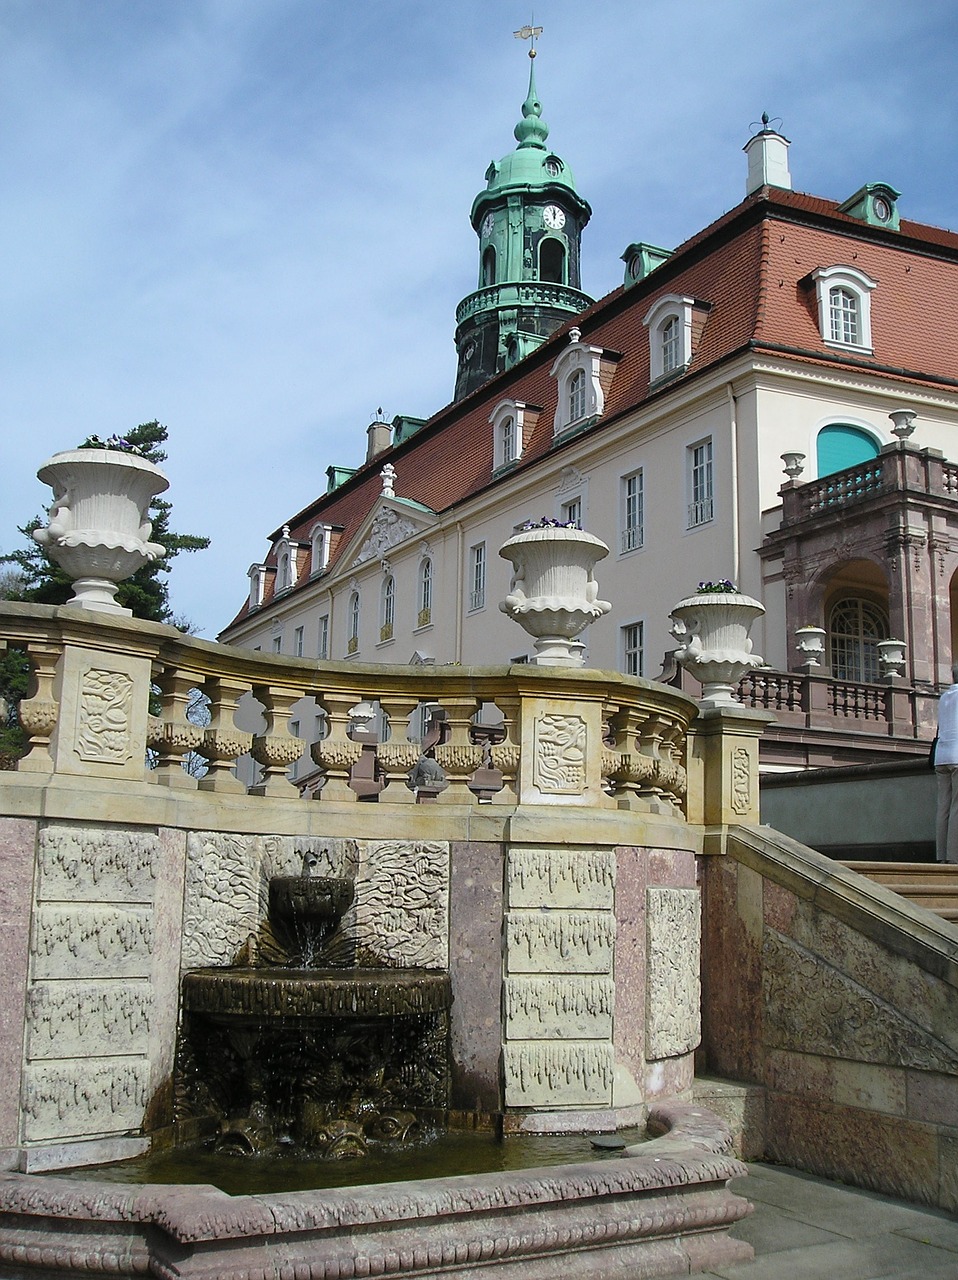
[744,114,791,196]
[366,413,392,461]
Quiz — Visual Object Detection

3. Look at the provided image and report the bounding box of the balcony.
[456,281,593,327]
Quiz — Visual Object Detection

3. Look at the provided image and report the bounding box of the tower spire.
[513,22,548,149]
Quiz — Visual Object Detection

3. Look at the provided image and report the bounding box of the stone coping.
[727,823,958,988]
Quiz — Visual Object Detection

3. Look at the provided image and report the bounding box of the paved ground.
[701,1163,958,1279]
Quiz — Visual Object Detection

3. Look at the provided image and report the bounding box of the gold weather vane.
[514,21,543,57]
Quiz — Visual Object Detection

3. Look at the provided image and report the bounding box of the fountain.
[177,850,452,1159]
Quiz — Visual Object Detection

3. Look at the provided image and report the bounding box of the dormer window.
[550,331,609,437]
[310,523,332,575]
[812,265,877,353]
[490,399,536,470]
[273,525,302,594]
[247,563,270,610]
[643,294,695,382]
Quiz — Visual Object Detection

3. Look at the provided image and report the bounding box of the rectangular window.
[293,626,304,657]
[688,438,714,527]
[317,614,329,660]
[470,543,486,611]
[621,469,644,552]
[561,497,582,528]
[271,635,282,653]
[622,621,644,677]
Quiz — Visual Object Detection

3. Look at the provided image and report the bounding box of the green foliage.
[0,648,30,765]
[0,421,209,624]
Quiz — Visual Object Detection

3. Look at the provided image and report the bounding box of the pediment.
[342,499,438,570]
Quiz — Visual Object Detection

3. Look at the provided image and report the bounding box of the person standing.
[935,663,958,863]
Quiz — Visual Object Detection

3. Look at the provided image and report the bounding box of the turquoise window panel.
[816,424,880,477]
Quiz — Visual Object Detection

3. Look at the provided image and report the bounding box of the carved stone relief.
[507,846,614,909]
[26,981,152,1059]
[533,714,587,794]
[506,911,614,974]
[349,840,449,969]
[353,508,419,566]
[502,1042,614,1107]
[646,887,701,1060]
[31,906,153,980]
[75,667,135,763]
[22,1060,150,1142]
[505,976,613,1039]
[37,826,158,903]
[182,832,264,969]
[730,747,751,816]
[763,930,958,1072]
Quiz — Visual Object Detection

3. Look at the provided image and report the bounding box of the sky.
[2,0,958,636]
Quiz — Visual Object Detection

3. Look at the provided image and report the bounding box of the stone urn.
[33,448,169,614]
[670,588,766,708]
[499,524,611,666]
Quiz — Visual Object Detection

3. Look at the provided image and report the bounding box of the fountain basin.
[183,967,452,1020]
[0,1103,753,1278]
[268,874,354,930]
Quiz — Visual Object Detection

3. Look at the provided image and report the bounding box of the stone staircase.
[842,861,958,922]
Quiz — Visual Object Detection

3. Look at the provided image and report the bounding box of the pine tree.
[1,421,209,624]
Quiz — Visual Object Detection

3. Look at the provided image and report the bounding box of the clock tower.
[454,46,593,401]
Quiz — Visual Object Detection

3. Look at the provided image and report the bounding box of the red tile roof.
[221,185,958,633]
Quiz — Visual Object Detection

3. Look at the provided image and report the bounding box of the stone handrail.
[780,443,958,526]
[737,667,935,742]
[0,602,697,814]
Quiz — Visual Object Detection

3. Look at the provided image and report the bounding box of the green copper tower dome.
[454,48,593,401]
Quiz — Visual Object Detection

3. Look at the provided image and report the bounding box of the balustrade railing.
[735,666,933,741]
[1,602,696,815]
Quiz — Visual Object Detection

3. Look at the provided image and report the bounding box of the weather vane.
[514,20,543,58]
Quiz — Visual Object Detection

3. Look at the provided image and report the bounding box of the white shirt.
[937,684,958,765]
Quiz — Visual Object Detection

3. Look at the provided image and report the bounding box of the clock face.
[543,205,566,231]
[481,213,495,238]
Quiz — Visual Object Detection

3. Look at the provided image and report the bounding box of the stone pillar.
[687,707,774,834]
[49,642,153,782]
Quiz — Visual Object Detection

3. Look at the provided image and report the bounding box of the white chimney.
[744,115,791,196]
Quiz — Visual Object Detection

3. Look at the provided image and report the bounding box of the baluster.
[489,691,520,803]
[196,676,253,794]
[375,691,421,803]
[310,691,362,801]
[15,641,60,774]
[432,694,483,803]
[603,702,656,809]
[147,665,203,788]
[250,683,305,799]
[635,711,677,814]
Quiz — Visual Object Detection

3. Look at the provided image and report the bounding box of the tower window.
[539,237,566,284]
[482,246,496,287]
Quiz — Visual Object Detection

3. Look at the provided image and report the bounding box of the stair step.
[842,861,958,924]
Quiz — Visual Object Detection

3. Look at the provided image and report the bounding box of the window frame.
[811,265,877,353]
[490,399,530,471]
[347,589,360,655]
[417,557,433,628]
[317,613,329,660]
[549,335,606,437]
[621,468,645,554]
[621,620,645,677]
[293,625,304,658]
[469,542,486,612]
[380,574,395,643]
[687,437,714,529]
[643,294,695,382]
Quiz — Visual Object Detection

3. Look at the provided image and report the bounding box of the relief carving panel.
[646,886,701,1060]
[730,746,751,815]
[504,976,613,1039]
[350,840,449,969]
[506,911,614,974]
[182,832,263,969]
[507,846,614,909]
[31,906,153,980]
[75,667,135,763]
[25,981,152,1059]
[37,826,158,903]
[763,930,958,1072]
[22,1060,150,1141]
[502,1042,614,1107]
[533,714,586,794]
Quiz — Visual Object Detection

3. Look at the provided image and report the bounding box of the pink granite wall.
[701,844,958,1212]
[0,817,36,1162]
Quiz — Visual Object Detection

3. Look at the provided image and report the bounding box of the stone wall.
[702,823,958,1211]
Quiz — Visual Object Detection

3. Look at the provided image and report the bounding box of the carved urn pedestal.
[498,525,612,666]
[33,448,169,614]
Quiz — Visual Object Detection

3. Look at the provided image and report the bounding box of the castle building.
[220,73,958,771]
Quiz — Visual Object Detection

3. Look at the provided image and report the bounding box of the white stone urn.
[877,638,907,680]
[33,448,169,614]
[670,588,766,707]
[499,524,612,666]
[795,624,827,669]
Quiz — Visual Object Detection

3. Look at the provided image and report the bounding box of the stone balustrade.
[0,601,698,815]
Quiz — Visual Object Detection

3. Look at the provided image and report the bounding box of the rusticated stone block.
[504,975,613,1039]
[507,845,614,909]
[37,826,158,904]
[22,1059,150,1141]
[502,1041,615,1107]
[25,981,152,1059]
[646,886,700,1059]
[505,910,614,974]
[31,906,152,980]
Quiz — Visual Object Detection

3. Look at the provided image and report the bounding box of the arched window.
[380,576,395,642]
[539,238,565,284]
[347,590,360,655]
[418,558,432,627]
[501,415,516,464]
[661,315,681,373]
[816,424,880,477]
[482,246,496,287]
[829,287,860,346]
[568,370,586,423]
[828,597,889,682]
[277,551,291,591]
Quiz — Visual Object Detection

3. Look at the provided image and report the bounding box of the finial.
[381,463,396,498]
[749,111,784,137]
[282,524,290,538]
[569,326,581,344]
[513,23,549,149]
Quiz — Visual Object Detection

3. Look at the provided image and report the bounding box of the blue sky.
[2,0,957,635]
